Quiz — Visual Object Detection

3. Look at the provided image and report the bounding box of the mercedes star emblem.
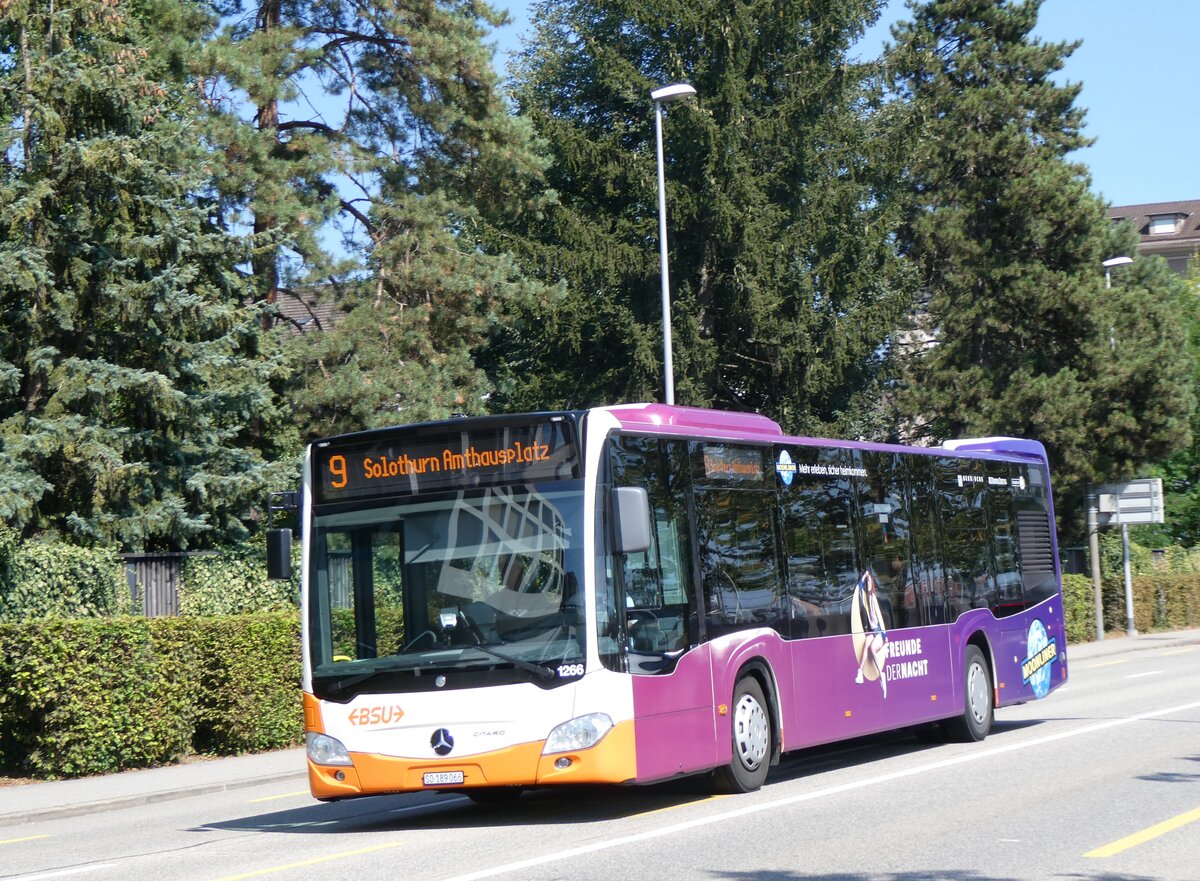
[431,728,454,756]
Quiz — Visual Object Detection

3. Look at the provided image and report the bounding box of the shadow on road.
[194,722,1050,836]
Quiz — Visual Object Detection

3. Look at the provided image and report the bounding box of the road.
[3,638,1198,881]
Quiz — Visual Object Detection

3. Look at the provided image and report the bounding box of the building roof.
[1107,199,1200,248]
[272,286,342,334]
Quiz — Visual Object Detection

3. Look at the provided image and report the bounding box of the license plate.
[423,771,464,786]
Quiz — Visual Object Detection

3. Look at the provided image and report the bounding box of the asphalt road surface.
[3,639,1198,881]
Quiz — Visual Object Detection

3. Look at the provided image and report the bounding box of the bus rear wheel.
[713,676,771,793]
[946,645,993,742]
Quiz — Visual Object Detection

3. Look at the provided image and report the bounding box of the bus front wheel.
[713,676,772,793]
[946,645,993,742]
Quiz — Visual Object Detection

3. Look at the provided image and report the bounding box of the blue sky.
[490,0,1197,208]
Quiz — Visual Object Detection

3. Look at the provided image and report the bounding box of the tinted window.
[907,454,950,625]
[935,457,993,618]
[858,452,909,629]
[987,461,1024,617]
[778,445,863,638]
[695,443,784,639]
[608,436,697,672]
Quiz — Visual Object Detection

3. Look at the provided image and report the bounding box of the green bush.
[1071,570,1200,636]
[0,613,302,778]
[1061,574,1096,643]
[178,541,298,616]
[191,614,303,753]
[0,527,128,622]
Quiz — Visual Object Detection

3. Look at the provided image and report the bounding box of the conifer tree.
[198,0,551,437]
[0,0,294,550]
[486,0,913,432]
[889,0,1193,502]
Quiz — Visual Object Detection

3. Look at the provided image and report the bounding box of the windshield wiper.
[466,643,555,681]
[322,665,403,698]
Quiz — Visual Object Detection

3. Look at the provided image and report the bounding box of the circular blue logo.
[1022,619,1056,699]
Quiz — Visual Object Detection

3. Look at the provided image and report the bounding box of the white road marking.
[1125,671,1163,679]
[435,698,1200,881]
[7,866,117,881]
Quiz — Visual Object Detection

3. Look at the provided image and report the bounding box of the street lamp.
[1087,254,1135,641]
[651,82,696,406]
[1102,255,1132,289]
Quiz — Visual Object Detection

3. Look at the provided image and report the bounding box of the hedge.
[0,613,302,778]
[178,543,298,616]
[0,527,128,622]
[1062,571,1200,642]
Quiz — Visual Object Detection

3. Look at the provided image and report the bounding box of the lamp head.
[650,83,697,103]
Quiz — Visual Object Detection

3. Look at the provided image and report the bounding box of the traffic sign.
[1093,478,1164,526]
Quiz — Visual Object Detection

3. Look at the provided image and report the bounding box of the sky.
[490,0,1198,209]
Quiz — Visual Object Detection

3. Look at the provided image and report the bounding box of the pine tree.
[485,0,913,432]
[0,0,294,550]
[889,0,1193,504]
[197,0,551,438]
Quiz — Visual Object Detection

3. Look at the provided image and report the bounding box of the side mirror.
[612,486,652,556]
[266,528,293,580]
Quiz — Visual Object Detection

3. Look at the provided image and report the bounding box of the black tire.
[712,676,772,793]
[945,644,993,742]
[465,787,524,805]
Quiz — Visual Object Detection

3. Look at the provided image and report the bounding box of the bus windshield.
[308,482,586,700]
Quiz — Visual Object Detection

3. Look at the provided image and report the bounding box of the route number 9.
[329,454,348,488]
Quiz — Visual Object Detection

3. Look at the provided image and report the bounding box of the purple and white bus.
[290,403,1067,802]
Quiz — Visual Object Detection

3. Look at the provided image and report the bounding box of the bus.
[269,403,1067,802]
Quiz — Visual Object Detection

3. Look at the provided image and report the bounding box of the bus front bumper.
[307,720,636,800]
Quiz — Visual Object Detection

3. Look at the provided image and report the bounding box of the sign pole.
[1121,521,1136,636]
[1086,490,1105,641]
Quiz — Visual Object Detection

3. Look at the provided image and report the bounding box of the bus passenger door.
[608,435,716,780]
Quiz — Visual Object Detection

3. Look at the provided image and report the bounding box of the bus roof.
[599,404,1048,464]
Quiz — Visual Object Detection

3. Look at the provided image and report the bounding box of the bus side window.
[779,446,859,639]
[858,452,910,630]
[697,487,786,640]
[988,461,1024,618]
[907,455,948,626]
[935,457,991,620]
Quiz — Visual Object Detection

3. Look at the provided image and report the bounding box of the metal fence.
[121,552,213,617]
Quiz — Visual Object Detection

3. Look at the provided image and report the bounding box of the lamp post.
[651,82,696,406]
[1103,255,1133,289]
[1088,255,1134,640]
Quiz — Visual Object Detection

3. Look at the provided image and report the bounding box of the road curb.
[0,769,310,829]
[1068,630,1200,662]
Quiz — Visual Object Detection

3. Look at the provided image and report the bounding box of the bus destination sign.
[315,421,578,503]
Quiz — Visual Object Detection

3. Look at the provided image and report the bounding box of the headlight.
[543,713,614,754]
[306,732,352,766]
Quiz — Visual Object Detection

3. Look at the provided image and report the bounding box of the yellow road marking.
[247,791,311,804]
[1160,647,1197,656]
[1078,659,1129,669]
[1084,806,1200,858]
[0,834,50,846]
[210,840,404,881]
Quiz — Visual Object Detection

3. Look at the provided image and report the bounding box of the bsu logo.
[430,728,454,756]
